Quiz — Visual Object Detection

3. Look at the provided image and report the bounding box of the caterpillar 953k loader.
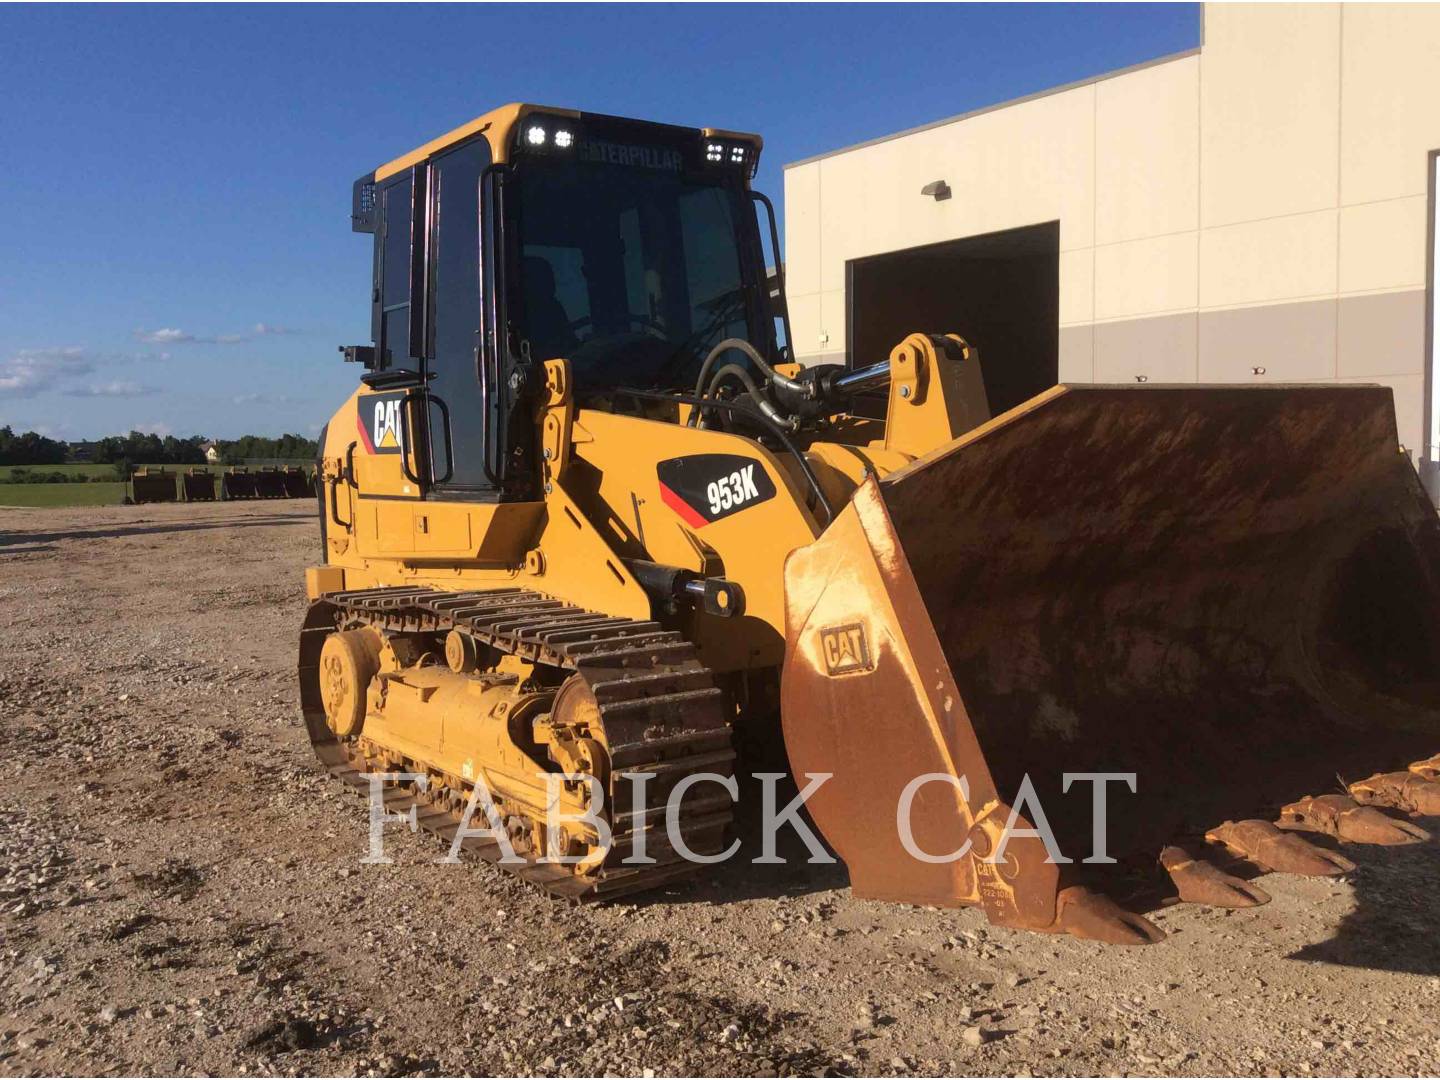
[300,103,1440,945]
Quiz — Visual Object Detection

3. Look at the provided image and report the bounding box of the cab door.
[424,135,496,497]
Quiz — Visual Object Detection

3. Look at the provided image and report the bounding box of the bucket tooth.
[1278,793,1429,845]
[1408,754,1440,782]
[1051,886,1165,946]
[1349,772,1440,816]
[1205,819,1356,876]
[1160,845,1271,908]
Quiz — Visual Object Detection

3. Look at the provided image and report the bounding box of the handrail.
[399,390,426,487]
[429,393,455,485]
[329,440,356,528]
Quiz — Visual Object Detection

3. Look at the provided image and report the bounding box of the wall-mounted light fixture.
[920,180,951,201]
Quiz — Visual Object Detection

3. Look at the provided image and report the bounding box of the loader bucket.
[222,469,258,499]
[130,467,177,504]
[781,384,1440,934]
[255,468,288,499]
[181,468,216,501]
[281,466,313,499]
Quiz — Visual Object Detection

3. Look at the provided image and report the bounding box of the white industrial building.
[783,3,1440,496]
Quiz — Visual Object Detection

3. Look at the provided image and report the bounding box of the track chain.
[303,586,736,901]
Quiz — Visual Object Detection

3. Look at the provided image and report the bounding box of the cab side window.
[378,176,414,367]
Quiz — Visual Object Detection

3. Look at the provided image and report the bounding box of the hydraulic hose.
[693,338,801,399]
[706,362,798,432]
[690,337,803,429]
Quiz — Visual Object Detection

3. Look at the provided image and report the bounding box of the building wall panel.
[1198,299,1337,382]
[1094,232,1199,321]
[1336,290,1427,378]
[1198,211,1339,308]
[1199,3,1342,227]
[1094,312,1198,384]
[1058,325,1095,383]
[1337,196,1429,295]
[782,163,822,298]
[1058,249,1094,327]
[1340,4,1440,204]
[1095,55,1201,245]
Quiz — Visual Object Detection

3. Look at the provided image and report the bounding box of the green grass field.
[0,482,128,507]
[0,462,121,481]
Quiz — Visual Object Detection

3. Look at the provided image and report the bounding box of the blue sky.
[0,2,1199,440]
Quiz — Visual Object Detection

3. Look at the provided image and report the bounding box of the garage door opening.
[847,221,1059,417]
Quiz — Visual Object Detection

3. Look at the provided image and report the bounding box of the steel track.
[302,586,736,901]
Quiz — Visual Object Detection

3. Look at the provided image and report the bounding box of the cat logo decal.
[356,392,407,456]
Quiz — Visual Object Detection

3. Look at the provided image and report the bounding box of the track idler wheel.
[1348,771,1440,816]
[1205,820,1356,876]
[1278,794,1430,845]
[318,628,381,738]
[1160,846,1271,908]
[1051,886,1165,946]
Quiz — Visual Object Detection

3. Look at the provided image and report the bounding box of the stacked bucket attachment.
[129,467,177,504]
[181,467,216,502]
[781,384,1440,945]
[222,468,258,499]
[281,465,316,498]
[220,466,316,500]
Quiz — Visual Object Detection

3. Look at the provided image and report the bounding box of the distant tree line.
[213,433,318,464]
[0,426,68,466]
[91,432,209,465]
[0,426,319,469]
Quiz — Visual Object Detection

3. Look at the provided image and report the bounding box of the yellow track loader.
[299,103,1440,944]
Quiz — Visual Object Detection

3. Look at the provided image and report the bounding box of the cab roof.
[373,103,761,181]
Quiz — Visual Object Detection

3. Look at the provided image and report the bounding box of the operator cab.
[344,104,788,500]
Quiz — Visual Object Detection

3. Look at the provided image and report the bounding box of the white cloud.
[134,421,173,437]
[132,322,294,346]
[133,328,195,345]
[0,347,96,398]
[63,381,157,398]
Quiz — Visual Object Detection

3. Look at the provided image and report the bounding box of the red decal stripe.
[355,410,375,454]
[659,482,708,529]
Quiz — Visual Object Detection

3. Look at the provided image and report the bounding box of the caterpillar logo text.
[819,623,872,677]
[577,139,682,172]
[356,392,407,456]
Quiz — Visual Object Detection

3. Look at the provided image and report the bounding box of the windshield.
[509,159,766,394]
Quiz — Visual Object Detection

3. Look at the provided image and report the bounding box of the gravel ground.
[2,500,1440,1077]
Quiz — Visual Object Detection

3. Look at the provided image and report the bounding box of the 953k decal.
[656,453,777,528]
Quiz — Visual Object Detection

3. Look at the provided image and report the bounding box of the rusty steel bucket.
[281,466,315,499]
[255,468,288,498]
[222,469,258,499]
[781,384,1440,938]
[130,467,177,504]
[181,468,216,501]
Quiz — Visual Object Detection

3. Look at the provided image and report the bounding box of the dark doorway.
[847,221,1059,416]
